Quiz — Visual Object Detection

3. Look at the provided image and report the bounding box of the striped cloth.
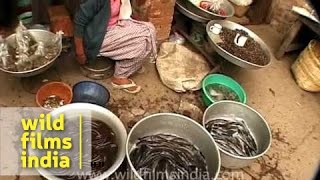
[99,19,157,78]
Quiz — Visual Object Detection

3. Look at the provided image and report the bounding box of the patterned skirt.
[99,19,157,78]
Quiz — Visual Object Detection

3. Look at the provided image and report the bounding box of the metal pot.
[80,57,115,80]
[126,113,221,180]
[1,29,62,77]
[185,0,234,20]
[34,103,127,180]
[203,101,272,169]
[176,0,210,23]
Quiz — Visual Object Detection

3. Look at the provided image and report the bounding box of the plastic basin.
[202,74,247,106]
[36,82,73,111]
[72,81,110,107]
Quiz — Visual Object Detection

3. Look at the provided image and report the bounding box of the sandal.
[111,79,141,94]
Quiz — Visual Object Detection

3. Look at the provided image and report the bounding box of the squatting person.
[74,0,157,94]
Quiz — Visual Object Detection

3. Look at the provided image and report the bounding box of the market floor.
[0,25,319,180]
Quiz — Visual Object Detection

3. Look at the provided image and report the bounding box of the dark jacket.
[74,0,111,62]
[0,0,17,27]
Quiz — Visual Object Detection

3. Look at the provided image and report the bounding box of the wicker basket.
[291,40,320,92]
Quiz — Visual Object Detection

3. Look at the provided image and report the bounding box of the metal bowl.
[1,29,62,77]
[33,103,127,180]
[203,101,272,169]
[185,0,234,20]
[126,113,221,180]
[176,0,211,23]
[80,57,115,80]
[206,20,272,69]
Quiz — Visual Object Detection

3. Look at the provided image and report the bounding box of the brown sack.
[156,42,211,92]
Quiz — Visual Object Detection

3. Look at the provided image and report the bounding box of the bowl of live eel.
[127,113,221,180]
[203,101,272,169]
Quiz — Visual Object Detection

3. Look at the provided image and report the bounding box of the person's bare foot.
[111,77,140,92]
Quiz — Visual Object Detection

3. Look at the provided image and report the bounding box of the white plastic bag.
[15,21,35,55]
[14,21,37,70]
[229,0,253,6]
[190,0,224,11]
[189,0,202,6]
[156,42,211,92]
[52,30,64,46]
[0,36,11,69]
[211,0,224,11]
[34,42,46,56]
[15,53,32,71]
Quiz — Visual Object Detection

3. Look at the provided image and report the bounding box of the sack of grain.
[291,40,320,92]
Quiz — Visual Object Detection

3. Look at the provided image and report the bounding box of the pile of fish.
[130,134,209,180]
[42,95,65,109]
[0,22,61,72]
[205,115,258,157]
[90,120,118,175]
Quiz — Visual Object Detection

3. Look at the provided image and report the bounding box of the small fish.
[130,134,210,180]
[209,88,225,101]
[206,115,258,157]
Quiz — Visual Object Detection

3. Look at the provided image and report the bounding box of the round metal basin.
[185,0,234,20]
[1,29,62,77]
[80,57,115,80]
[126,113,221,180]
[176,0,210,23]
[206,20,272,69]
[203,101,272,169]
[30,103,127,180]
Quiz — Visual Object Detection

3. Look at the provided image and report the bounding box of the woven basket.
[291,40,320,92]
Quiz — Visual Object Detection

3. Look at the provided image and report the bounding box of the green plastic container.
[18,11,33,25]
[202,74,247,106]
